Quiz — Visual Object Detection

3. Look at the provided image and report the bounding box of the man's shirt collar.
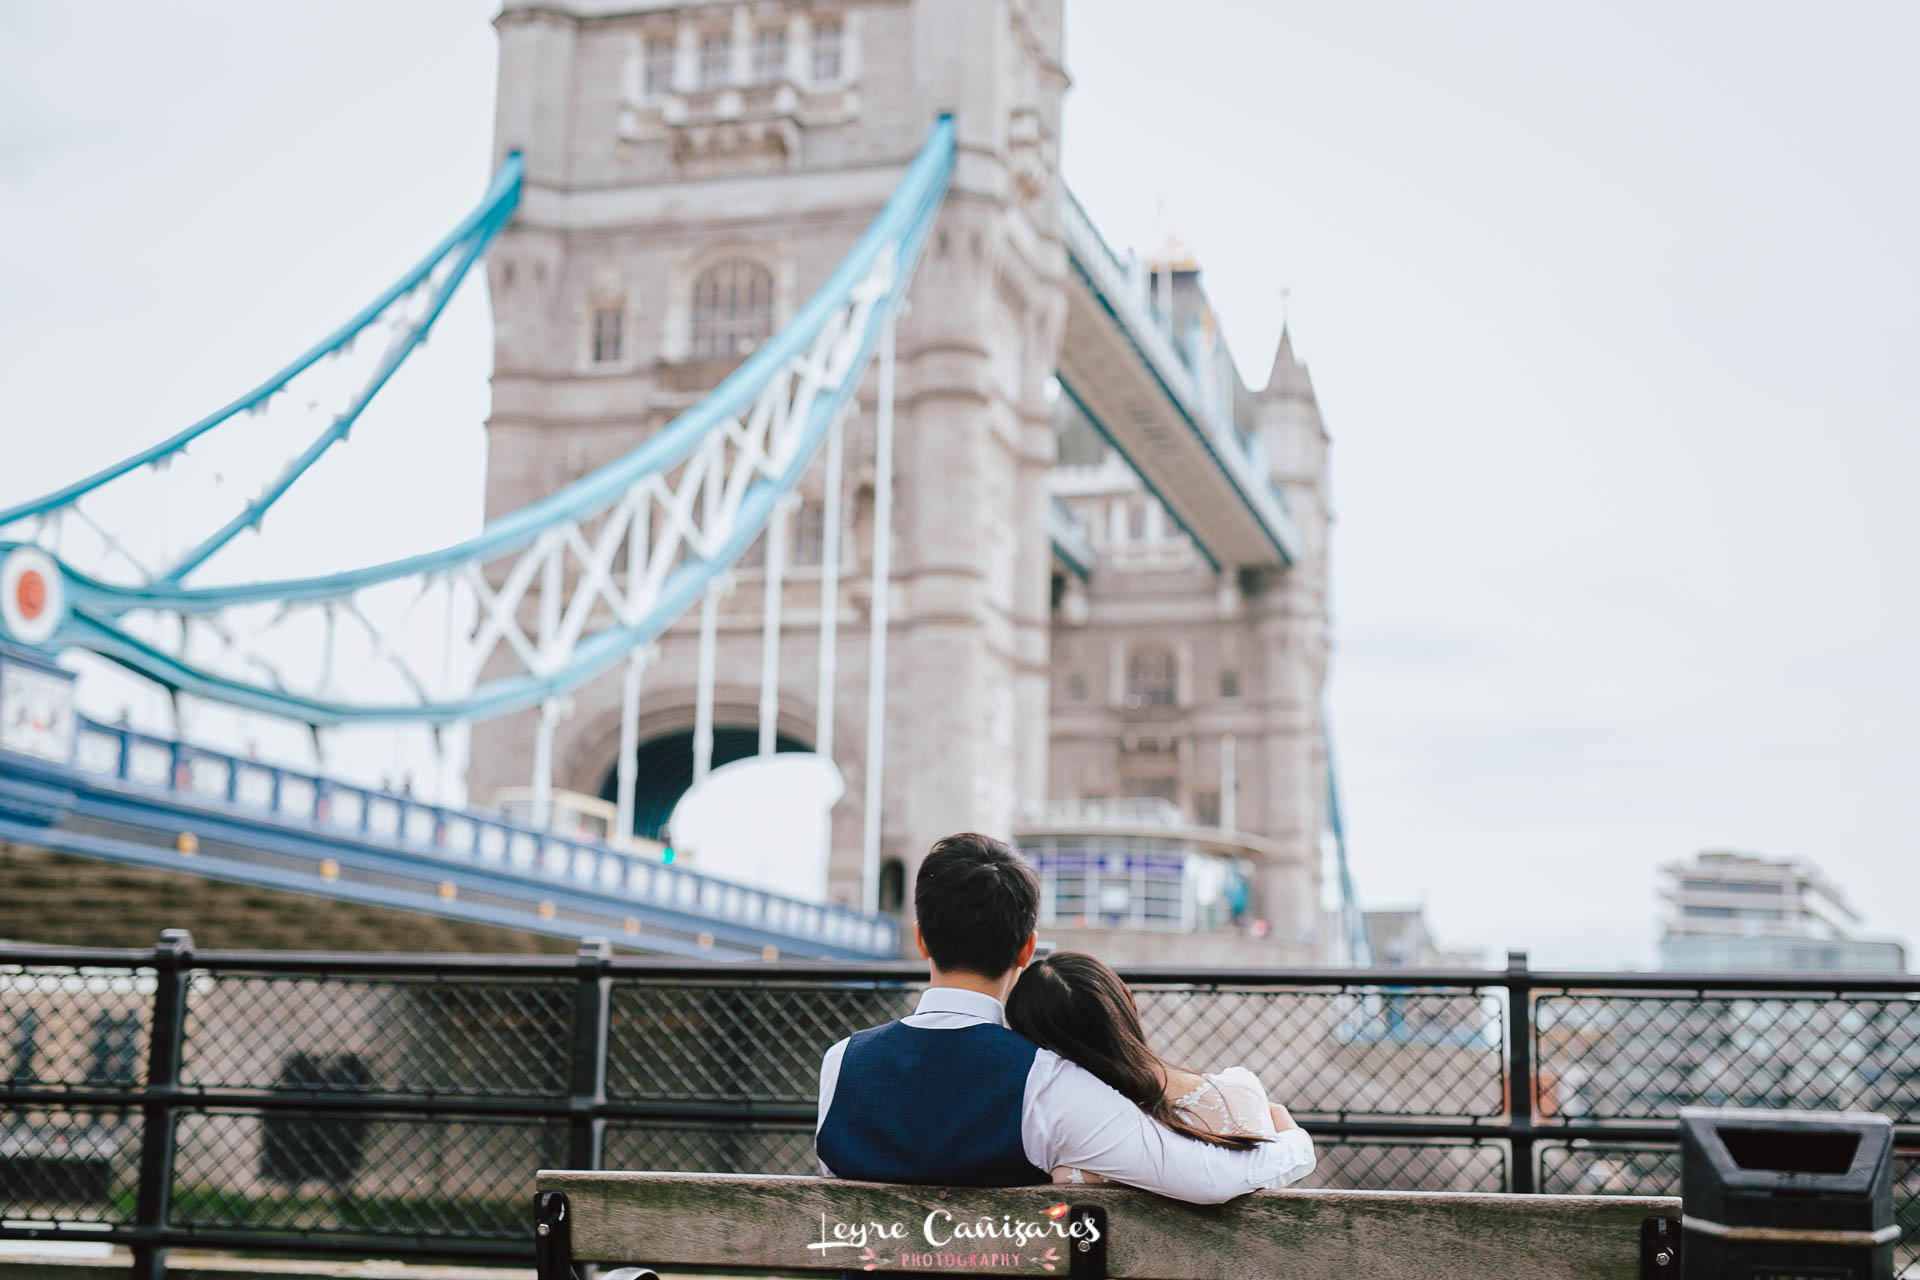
[913,985,1008,1026]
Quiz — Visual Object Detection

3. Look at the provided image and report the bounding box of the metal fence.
[2,934,1916,1277]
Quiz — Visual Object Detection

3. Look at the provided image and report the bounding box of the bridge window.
[811,19,844,82]
[752,27,787,83]
[793,500,826,565]
[699,32,731,88]
[644,37,675,95]
[878,857,906,913]
[691,258,775,360]
[591,305,624,364]
[1125,646,1176,708]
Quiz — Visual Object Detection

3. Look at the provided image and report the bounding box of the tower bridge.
[0,0,1355,966]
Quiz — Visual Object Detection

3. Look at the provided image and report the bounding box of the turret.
[1257,325,1331,580]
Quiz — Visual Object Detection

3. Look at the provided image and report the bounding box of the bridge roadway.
[0,715,898,962]
[1056,188,1302,572]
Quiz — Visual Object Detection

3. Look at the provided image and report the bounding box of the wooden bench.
[534,1170,1683,1280]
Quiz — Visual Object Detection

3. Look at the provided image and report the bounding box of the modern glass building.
[1657,849,1907,972]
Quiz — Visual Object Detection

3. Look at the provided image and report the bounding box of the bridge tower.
[476,0,1068,909]
[1041,244,1336,961]
[1253,328,1333,943]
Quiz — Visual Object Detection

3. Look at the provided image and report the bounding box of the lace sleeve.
[1206,1067,1280,1137]
[1170,1076,1233,1136]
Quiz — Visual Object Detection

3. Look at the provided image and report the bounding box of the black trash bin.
[1679,1106,1896,1280]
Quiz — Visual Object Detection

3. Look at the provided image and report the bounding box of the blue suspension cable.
[1325,717,1372,965]
[0,154,523,532]
[27,119,957,729]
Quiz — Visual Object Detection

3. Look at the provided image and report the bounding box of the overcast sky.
[3,1,1914,968]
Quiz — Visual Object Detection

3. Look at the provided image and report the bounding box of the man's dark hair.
[913,833,1039,977]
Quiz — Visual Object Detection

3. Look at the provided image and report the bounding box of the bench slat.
[539,1171,1677,1280]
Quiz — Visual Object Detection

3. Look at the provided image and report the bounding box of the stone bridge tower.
[474,0,1069,908]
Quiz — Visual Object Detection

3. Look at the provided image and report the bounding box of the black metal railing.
[2,934,1916,1277]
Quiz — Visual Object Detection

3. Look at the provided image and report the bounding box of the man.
[815,833,1314,1201]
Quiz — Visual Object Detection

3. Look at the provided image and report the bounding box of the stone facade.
[473,0,1335,962]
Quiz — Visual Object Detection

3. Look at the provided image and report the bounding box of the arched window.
[1125,646,1176,709]
[644,37,675,95]
[811,19,844,82]
[690,258,774,360]
[590,303,623,364]
[752,26,787,83]
[792,499,826,566]
[698,31,731,88]
[877,857,906,913]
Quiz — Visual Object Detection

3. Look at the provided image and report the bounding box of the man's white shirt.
[815,987,1315,1203]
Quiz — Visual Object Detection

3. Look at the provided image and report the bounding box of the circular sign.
[1,547,66,646]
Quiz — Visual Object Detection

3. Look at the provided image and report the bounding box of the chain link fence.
[3,938,1915,1275]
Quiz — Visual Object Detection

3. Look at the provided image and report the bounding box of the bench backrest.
[535,1170,1681,1280]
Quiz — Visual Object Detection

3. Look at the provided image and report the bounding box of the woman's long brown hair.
[1005,951,1267,1150]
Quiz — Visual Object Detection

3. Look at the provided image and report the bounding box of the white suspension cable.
[861,315,897,915]
[758,495,791,756]
[693,580,721,786]
[815,409,846,810]
[615,649,646,842]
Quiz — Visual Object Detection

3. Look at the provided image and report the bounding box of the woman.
[1005,950,1301,1184]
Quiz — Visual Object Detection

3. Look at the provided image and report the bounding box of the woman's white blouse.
[1060,1065,1309,1188]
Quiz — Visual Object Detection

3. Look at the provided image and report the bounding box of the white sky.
[2,1,1914,968]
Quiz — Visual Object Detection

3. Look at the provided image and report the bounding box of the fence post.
[1505,948,1535,1194]
[132,928,193,1280]
[567,938,612,1171]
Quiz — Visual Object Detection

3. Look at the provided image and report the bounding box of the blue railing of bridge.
[1059,186,1303,564]
[54,716,899,959]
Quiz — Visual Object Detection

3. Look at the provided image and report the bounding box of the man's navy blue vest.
[816,1020,1051,1186]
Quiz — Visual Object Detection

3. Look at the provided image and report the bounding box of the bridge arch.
[557,683,865,844]
[596,726,810,842]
